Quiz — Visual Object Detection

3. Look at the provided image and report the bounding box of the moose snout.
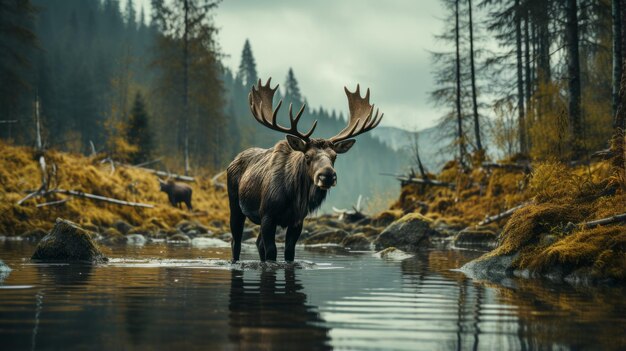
[316,168,337,189]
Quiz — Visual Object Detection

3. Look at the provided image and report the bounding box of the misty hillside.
[372,126,450,172]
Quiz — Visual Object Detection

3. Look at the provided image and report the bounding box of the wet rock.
[371,210,403,227]
[191,237,230,248]
[82,223,100,233]
[373,247,414,260]
[176,220,208,235]
[0,259,10,284]
[373,213,436,251]
[242,227,257,241]
[352,225,381,238]
[186,229,200,238]
[113,220,134,235]
[341,233,372,250]
[453,228,497,249]
[168,233,191,243]
[22,228,48,241]
[303,229,349,245]
[31,218,107,263]
[210,220,226,229]
[460,253,517,282]
[101,228,126,245]
[126,234,147,246]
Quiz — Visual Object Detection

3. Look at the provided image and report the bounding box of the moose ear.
[333,139,356,154]
[286,135,307,152]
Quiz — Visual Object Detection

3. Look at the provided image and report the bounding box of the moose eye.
[304,154,311,161]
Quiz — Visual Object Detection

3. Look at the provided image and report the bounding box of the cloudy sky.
[136,0,447,130]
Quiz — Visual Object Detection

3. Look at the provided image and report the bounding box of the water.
[0,241,624,351]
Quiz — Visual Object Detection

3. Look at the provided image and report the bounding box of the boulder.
[373,247,414,260]
[113,220,134,235]
[31,218,107,263]
[191,237,230,248]
[352,225,381,238]
[453,228,497,249]
[373,213,436,251]
[0,259,11,284]
[303,229,349,245]
[101,228,126,245]
[341,233,372,250]
[460,253,517,282]
[126,234,147,246]
[168,233,191,243]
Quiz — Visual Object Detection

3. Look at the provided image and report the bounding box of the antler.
[249,78,318,140]
[330,85,383,143]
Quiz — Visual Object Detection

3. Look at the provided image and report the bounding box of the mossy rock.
[374,247,414,260]
[22,228,48,241]
[372,210,403,227]
[373,213,436,251]
[352,225,382,238]
[341,233,372,250]
[113,220,134,235]
[31,218,107,263]
[303,229,349,245]
[101,227,126,245]
[453,228,497,249]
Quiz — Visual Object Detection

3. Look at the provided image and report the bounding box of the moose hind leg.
[260,216,277,261]
[284,223,303,262]
[255,234,265,261]
[229,204,245,263]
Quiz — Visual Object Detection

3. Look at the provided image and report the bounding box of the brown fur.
[159,179,193,211]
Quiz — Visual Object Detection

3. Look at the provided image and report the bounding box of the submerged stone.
[374,247,414,260]
[341,233,372,250]
[31,218,107,263]
[303,229,349,245]
[126,234,147,246]
[373,213,436,251]
[453,228,497,249]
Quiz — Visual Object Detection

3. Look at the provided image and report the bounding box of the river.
[0,241,624,350]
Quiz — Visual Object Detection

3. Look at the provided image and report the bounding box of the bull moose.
[227,78,384,262]
[158,178,193,210]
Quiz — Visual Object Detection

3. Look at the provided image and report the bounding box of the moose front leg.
[284,223,303,262]
[260,216,277,261]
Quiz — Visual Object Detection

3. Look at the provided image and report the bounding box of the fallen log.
[380,173,455,188]
[53,189,154,208]
[132,158,163,168]
[478,202,531,226]
[133,167,195,182]
[36,198,72,208]
[579,212,626,229]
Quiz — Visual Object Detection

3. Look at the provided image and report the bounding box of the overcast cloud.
[137,0,447,130]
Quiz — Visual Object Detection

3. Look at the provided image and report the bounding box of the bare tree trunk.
[183,0,190,175]
[468,0,482,152]
[524,10,532,110]
[565,0,582,159]
[455,0,465,166]
[515,0,527,154]
[613,0,623,117]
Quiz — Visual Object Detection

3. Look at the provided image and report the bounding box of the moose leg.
[260,216,277,261]
[255,234,265,261]
[284,223,303,262]
[229,204,245,263]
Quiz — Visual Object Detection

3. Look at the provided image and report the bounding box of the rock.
[22,228,48,241]
[460,253,517,282]
[0,259,11,284]
[82,223,100,233]
[176,220,208,234]
[373,213,436,251]
[191,237,230,248]
[373,247,414,260]
[541,234,558,246]
[242,227,257,241]
[371,210,403,227]
[101,228,126,245]
[31,218,107,263]
[168,233,191,243]
[113,220,134,235]
[341,233,372,250]
[186,229,200,238]
[303,229,349,245]
[453,228,497,249]
[126,234,147,246]
[352,225,381,238]
[210,220,226,229]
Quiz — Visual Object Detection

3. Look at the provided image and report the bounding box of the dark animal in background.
[227,78,384,262]
[158,178,193,210]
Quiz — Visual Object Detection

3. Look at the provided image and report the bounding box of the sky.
[135,0,447,130]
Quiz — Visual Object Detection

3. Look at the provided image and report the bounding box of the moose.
[158,178,193,211]
[227,78,383,262]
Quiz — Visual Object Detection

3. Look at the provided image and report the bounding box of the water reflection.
[229,267,331,350]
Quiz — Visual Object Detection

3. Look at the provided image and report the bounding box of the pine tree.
[284,68,303,107]
[125,0,136,29]
[237,39,258,88]
[127,92,152,163]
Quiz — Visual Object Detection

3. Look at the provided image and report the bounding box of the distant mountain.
[372,125,453,173]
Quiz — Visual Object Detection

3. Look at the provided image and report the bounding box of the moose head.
[248,78,384,190]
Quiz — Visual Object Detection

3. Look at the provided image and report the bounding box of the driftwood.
[478,202,531,226]
[481,162,532,173]
[579,212,626,229]
[332,195,366,222]
[36,198,72,208]
[393,175,454,188]
[132,158,163,168]
[590,148,614,160]
[134,167,195,182]
[54,189,154,208]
